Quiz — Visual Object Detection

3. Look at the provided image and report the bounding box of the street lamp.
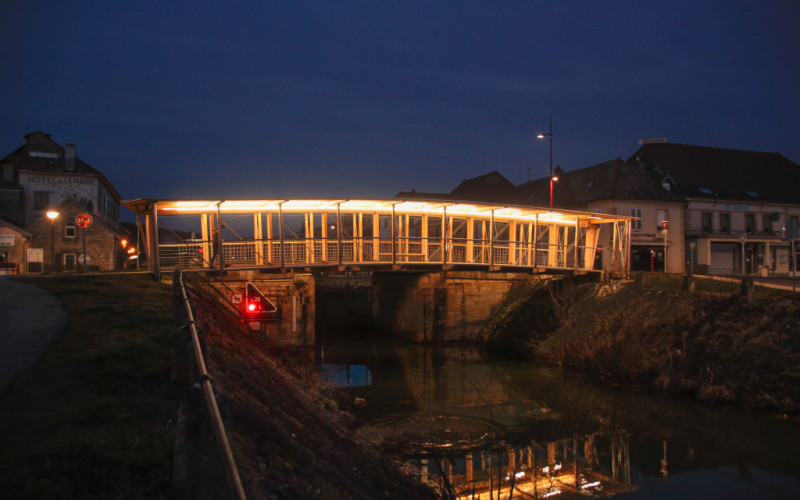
[537,117,554,207]
[46,210,59,272]
[550,174,559,210]
[660,220,669,273]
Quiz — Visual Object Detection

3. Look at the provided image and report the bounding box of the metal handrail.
[176,270,247,500]
[158,236,598,271]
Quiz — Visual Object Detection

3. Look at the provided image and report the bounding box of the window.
[745,213,756,234]
[34,191,50,211]
[65,224,77,239]
[720,213,731,234]
[63,253,76,270]
[2,166,13,183]
[702,212,712,233]
[655,209,668,231]
[762,214,773,234]
[630,208,642,230]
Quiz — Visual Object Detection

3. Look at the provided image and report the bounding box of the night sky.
[3,1,799,205]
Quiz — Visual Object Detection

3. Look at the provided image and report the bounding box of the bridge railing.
[156,235,593,271]
[127,198,630,276]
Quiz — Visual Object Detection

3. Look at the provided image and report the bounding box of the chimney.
[65,143,76,172]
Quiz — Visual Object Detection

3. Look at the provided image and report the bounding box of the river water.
[318,335,800,499]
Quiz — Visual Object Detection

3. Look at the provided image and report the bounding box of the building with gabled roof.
[396,171,518,204]
[448,170,517,203]
[517,159,686,272]
[629,143,800,275]
[629,143,800,204]
[1,131,122,228]
[0,131,126,273]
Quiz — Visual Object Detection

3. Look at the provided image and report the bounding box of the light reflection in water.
[319,364,372,387]
[317,339,800,499]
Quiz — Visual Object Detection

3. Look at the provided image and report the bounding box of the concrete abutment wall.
[194,270,316,346]
[371,270,558,342]
[200,270,573,345]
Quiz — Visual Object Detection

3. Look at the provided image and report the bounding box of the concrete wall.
[371,270,547,342]
[201,270,316,346]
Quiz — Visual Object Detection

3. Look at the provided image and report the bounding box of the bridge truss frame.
[122,198,631,278]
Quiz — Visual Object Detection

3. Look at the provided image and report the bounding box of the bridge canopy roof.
[122,198,631,225]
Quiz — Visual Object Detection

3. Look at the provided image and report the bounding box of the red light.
[242,283,278,320]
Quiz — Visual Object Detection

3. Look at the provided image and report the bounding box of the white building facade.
[630,142,800,277]
[0,131,124,273]
[685,199,799,275]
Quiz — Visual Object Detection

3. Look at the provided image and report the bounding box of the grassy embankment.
[489,275,800,415]
[0,273,435,499]
[0,274,178,499]
[185,276,437,499]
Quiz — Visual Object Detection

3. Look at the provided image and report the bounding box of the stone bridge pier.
[370,270,554,343]
[206,270,567,345]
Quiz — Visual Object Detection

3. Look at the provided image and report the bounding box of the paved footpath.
[0,278,67,393]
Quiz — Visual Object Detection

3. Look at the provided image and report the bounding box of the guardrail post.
[150,201,161,281]
[216,202,225,272]
[442,206,447,266]
[740,276,754,299]
[279,202,285,269]
[337,203,343,267]
[489,210,495,267]
[391,204,396,266]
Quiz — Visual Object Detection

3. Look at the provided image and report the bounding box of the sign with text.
[26,175,96,186]
[0,234,13,246]
[725,203,751,212]
[27,248,43,263]
[75,213,93,228]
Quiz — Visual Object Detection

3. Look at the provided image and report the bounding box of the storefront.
[0,222,31,274]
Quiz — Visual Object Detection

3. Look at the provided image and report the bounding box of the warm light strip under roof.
[147,198,627,224]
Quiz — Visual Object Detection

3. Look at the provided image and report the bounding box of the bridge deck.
[122,198,632,277]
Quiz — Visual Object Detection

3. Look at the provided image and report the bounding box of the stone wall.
[28,202,119,272]
[197,270,316,346]
[371,270,550,342]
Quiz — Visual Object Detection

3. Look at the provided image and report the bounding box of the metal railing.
[157,235,595,271]
[175,270,247,500]
[123,198,630,276]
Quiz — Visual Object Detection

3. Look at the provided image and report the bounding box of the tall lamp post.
[660,220,669,273]
[46,210,59,272]
[537,117,554,208]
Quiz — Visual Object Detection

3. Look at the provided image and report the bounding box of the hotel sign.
[724,204,750,211]
[29,151,59,159]
[26,175,96,186]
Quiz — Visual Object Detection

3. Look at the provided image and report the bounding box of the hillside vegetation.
[490,276,800,415]
[187,281,437,499]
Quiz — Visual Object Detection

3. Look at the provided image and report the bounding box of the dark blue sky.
[3,1,799,202]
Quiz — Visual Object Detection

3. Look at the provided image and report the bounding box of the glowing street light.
[537,117,555,207]
[46,210,59,272]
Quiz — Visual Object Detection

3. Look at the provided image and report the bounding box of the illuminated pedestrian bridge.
[122,198,632,276]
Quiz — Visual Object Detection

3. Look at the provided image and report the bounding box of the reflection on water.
[317,338,800,499]
[319,364,372,387]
